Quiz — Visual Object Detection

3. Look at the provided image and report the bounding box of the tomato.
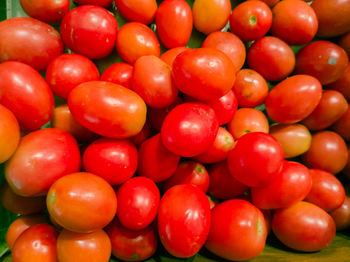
[206,199,267,261]
[83,138,138,185]
[132,55,178,108]
[114,0,157,25]
[47,172,117,233]
[344,146,350,180]
[138,134,180,182]
[311,0,350,38]
[228,108,269,140]
[330,196,350,231]
[192,0,231,35]
[12,224,58,262]
[302,90,348,131]
[156,0,192,48]
[173,48,235,101]
[46,53,100,99]
[247,36,295,82]
[269,124,312,158]
[130,119,152,146]
[251,161,312,209]
[272,201,336,252]
[327,63,350,102]
[249,0,279,6]
[208,161,248,200]
[227,132,284,187]
[339,33,350,58]
[5,128,81,196]
[302,131,348,174]
[163,161,210,193]
[74,0,113,7]
[60,5,118,59]
[202,31,246,72]
[116,22,160,65]
[304,169,345,212]
[57,229,111,262]
[232,69,268,108]
[265,75,322,124]
[100,62,133,89]
[161,102,219,157]
[68,81,147,139]
[332,104,350,141]
[106,219,157,261]
[158,184,211,258]
[0,17,63,71]
[271,0,318,45]
[0,61,54,130]
[230,0,272,42]
[160,47,189,68]
[19,0,69,23]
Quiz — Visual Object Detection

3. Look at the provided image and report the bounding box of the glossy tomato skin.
[156,0,192,48]
[83,138,138,185]
[227,132,284,187]
[47,172,117,233]
[74,0,113,7]
[172,48,236,101]
[114,0,157,25]
[5,128,81,197]
[327,63,350,101]
[265,75,322,124]
[161,103,219,157]
[251,161,312,210]
[272,201,336,252]
[68,81,147,139]
[46,53,100,99]
[0,61,54,130]
[60,5,118,59]
[20,0,69,23]
[57,229,111,262]
[332,104,350,141]
[247,36,295,82]
[330,196,350,231]
[100,62,133,89]
[206,199,267,261]
[158,184,211,258]
[160,47,189,68]
[0,17,63,71]
[12,224,58,262]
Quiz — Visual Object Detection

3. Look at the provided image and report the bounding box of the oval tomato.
[327,63,350,101]
[330,196,350,231]
[160,47,189,68]
[114,0,157,25]
[100,62,133,89]
[332,104,350,141]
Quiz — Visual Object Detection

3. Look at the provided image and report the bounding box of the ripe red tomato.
[114,0,157,25]
[205,199,267,261]
[265,75,322,124]
[74,0,113,7]
[0,61,54,130]
[161,103,219,157]
[5,128,81,196]
[160,47,189,68]
[60,5,118,59]
[332,104,350,141]
[83,138,138,185]
[327,63,350,101]
[330,196,350,231]
[100,62,133,89]
[272,201,336,252]
[227,132,284,187]
[68,81,147,139]
[158,184,211,258]
[172,48,236,101]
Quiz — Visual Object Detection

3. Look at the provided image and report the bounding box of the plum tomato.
[74,0,113,7]
[158,184,211,258]
[227,132,284,187]
[100,62,133,89]
[332,104,350,141]
[327,63,350,102]
[114,0,157,25]
[330,196,350,231]
[160,47,189,68]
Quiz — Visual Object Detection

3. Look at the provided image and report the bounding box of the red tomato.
[12,224,58,262]
[116,22,160,65]
[114,0,157,25]
[265,75,322,124]
[47,172,117,233]
[100,62,133,89]
[138,134,180,182]
[163,161,210,193]
[46,54,100,99]
[68,81,147,139]
[172,48,236,101]
[160,47,189,68]
[230,0,272,42]
[130,119,152,146]
[227,132,284,187]
[156,0,192,48]
[327,63,350,101]
[161,103,219,157]
[332,104,350,141]
[0,17,63,71]
[247,36,295,82]
[5,128,81,197]
[272,201,336,252]
[158,184,211,258]
[74,0,113,7]
[339,33,350,58]
[83,138,138,185]
[295,41,349,85]
[251,161,312,209]
[0,61,54,130]
[60,5,118,59]
[206,199,267,261]
[330,196,350,231]
[249,0,279,6]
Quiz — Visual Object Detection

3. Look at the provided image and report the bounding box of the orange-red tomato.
[327,63,350,101]
[339,33,350,58]
[100,62,133,89]
[332,104,350,141]
[114,0,157,25]
[160,47,189,68]
[330,196,350,231]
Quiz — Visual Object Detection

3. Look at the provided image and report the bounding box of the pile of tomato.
[0,0,350,261]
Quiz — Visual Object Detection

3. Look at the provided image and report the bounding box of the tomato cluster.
[1,0,350,261]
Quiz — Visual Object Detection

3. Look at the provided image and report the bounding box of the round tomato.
[114,0,157,25]
[327,63,350,101]
[330,196,350,231]
[332,104,350,141]
[160,47,189,68]
[100,62,133,89]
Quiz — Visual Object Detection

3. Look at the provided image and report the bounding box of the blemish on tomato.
[48,190,56,204]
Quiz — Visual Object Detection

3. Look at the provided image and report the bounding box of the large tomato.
[114,0,157,25]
